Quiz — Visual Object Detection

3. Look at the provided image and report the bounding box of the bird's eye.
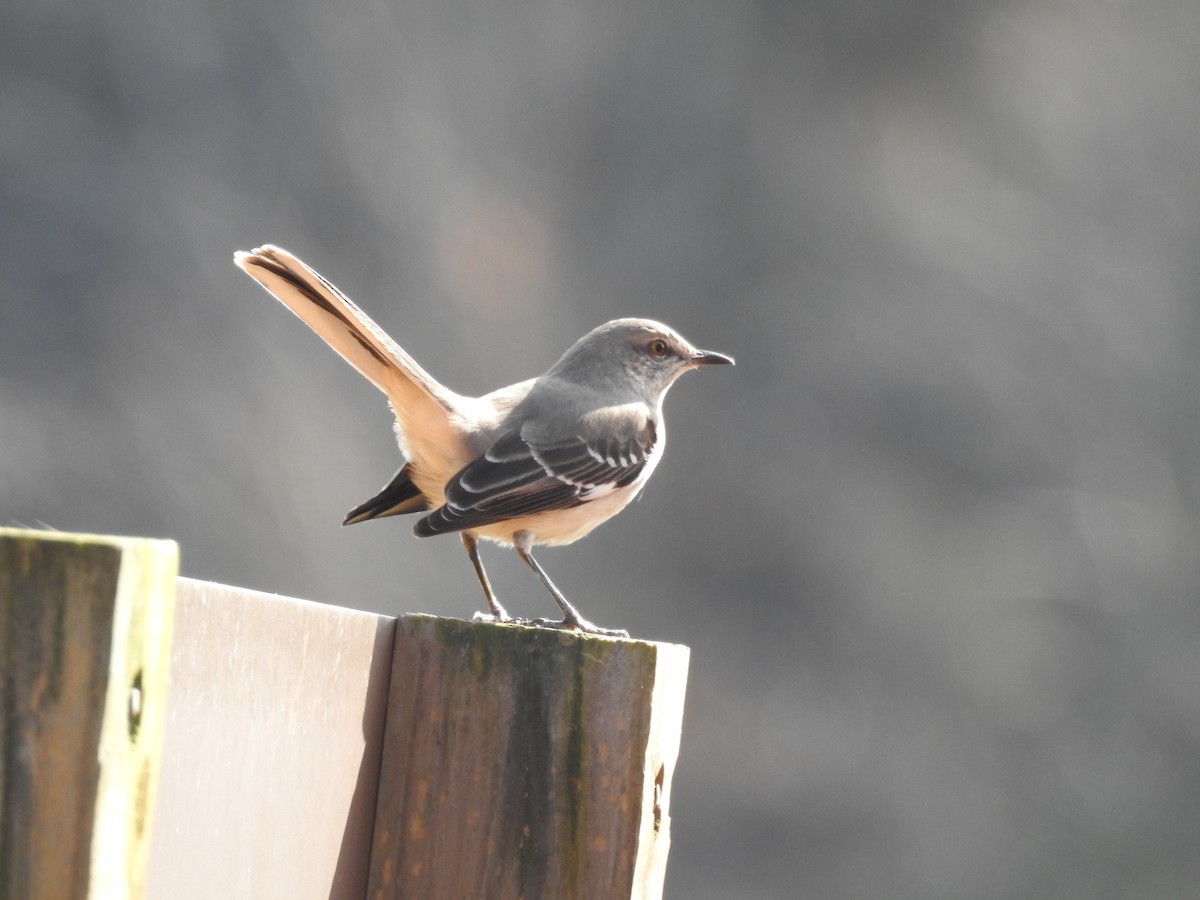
[648,339,670,358]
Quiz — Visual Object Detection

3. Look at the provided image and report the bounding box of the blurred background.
[4,0,1200,896]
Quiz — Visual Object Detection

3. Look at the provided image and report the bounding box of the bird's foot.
[472,610,530,626]
[529,615,629,638]
[472,608,628,638]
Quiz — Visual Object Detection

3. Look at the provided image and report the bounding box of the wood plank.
[367,616,690,900]
[0,528,178,899]
[144,578,394,900]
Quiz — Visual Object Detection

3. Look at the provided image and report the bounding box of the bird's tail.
[235,245,467,459]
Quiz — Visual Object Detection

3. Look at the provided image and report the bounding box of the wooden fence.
[0,528,689,899]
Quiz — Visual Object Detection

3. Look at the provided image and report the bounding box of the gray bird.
[236,245,733,635]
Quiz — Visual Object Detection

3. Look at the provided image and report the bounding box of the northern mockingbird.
[235,245,733,635]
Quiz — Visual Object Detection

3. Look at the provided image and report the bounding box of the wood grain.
[368,616,690,900]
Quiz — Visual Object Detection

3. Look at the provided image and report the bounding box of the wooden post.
[1,530,691,898]
[368,616,690,900]
[0,528,178,900]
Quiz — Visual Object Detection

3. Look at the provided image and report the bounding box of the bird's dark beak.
[690,348,735,367]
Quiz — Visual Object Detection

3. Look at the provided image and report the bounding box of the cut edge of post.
[92,533,179,898]
[633,639,690,897]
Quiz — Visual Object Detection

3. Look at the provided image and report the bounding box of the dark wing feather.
[413,423,654,537]
[343,463,427,525]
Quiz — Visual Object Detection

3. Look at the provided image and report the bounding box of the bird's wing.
[413,416,656,537]
[343,463,428,525]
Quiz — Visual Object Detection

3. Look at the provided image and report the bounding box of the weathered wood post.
[0,529,690,899]
[0,528,178,899]
[368,616,689,899]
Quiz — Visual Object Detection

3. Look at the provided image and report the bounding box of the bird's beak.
[689,348,735,367]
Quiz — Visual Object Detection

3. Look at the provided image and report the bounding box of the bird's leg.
[514,532,629,638]
[462,532,514,623]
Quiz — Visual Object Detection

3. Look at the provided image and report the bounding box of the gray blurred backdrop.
[4,0,1200,896]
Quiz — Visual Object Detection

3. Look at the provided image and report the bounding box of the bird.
[235,245,733,635]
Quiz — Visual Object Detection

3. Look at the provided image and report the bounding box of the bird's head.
[549,318,734,402]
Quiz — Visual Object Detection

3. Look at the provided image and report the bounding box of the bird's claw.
[474,610,524,625]
[530,615,629,638]
[473,610,628,638]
